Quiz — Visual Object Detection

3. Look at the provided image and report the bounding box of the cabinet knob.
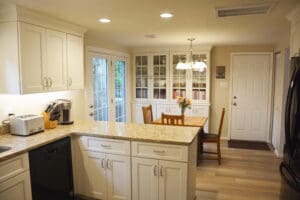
[89,112,94,116]
[89,105,94,109]
[233,102,237,106]
[101,159,106,169]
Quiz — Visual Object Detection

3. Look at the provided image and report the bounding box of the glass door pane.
[153,55,167,99]
[172,54,187,99]
[114,60,126,122]
[192,54,207,100]
[93,57,108,121]
[135,56,148,99]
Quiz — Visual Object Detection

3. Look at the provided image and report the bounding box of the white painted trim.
[220,136,228,141]
[228,52,274,142]
[274,149,284,158]
[86,46,129,58]
[130,45,213,54]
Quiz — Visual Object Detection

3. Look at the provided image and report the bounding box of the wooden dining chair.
[142,105,153,124]
[161,113,184,125]
[199,108,225,165]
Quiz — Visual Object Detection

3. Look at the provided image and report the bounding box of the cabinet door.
[67,34,84,89]
[106,154,131,200]
[19,22,45,93]
[80,151,107,199]
[0,171,32,200]
[152,54,168,100]
[132,157,158,200]
[45,29,67,91]
[170,53,188,100]
[135,55,150,99]
[158,160,187,200]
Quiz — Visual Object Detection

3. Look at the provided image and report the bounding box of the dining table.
[152,116,207,128]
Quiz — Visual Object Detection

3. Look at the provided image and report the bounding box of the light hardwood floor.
[196,141,282,200]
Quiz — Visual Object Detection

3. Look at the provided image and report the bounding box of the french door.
[86,52,127,122]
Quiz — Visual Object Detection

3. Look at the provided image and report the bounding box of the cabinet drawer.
[80,136,130,156]
[0,153,29,183]
[132,142,188,162]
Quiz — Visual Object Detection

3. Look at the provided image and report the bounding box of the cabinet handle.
[153,149,165,154]
[101,144,111,148]
[160,166,164,177]
[154,165,158,176]
[101,159,106,169]
[43,77,48,88]
[106,159,110,169]
[48,77,53,87]
[68,77,72,87]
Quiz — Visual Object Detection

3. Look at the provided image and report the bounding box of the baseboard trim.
[221,136,228,141]
[274,149,284,158]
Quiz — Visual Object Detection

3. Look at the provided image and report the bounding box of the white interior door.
[86,52,127,122]
[230,53,272,141]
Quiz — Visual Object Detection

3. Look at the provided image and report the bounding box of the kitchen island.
[0,121,199,200]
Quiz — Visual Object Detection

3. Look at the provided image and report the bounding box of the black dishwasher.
[29,137,74,200]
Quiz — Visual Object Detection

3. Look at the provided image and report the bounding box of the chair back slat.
[142,105,153,124]
[161,113,184,125]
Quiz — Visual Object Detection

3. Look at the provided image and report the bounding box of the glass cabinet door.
[153,55,167,99]
[135,56,148,99]
[172,54,187,99]
[191,54,207,101]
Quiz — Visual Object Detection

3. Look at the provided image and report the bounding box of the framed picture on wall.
[216,66,225,79]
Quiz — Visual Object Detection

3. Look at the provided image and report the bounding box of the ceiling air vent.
[215,3,273,17]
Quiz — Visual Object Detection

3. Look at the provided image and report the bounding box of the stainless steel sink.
[0,146,11,153]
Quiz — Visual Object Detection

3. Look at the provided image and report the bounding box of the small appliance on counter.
[10,114,44,136]
[43,99,74,128]
[56,99,73,125]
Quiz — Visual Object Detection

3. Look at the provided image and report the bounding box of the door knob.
[233,102,237,106]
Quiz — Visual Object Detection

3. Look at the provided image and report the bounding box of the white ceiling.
[2,0,299,48]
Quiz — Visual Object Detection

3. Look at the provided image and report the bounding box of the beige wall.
[210,45,274,139]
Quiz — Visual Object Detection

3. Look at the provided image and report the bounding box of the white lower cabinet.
[75,136,131,200]
[0,153,32,200]
[132,158,187,200]
[0,171,32,200]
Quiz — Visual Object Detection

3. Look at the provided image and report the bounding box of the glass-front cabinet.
[170,52,210,103]
[134,53,169,100]
[135,55,149,99]
[132,48,211,130]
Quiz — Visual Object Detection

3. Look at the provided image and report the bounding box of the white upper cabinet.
[45,29,67,91]
[19,22,45,93]
[67,34,84,89]
[0,5,86,94]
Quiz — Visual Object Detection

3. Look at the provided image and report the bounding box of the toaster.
[10,114,44,136]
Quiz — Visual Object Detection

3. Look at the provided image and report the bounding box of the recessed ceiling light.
[160,13,174,19]
[99,18,111,23]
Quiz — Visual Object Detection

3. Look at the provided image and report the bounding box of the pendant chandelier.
[176,38,207,72]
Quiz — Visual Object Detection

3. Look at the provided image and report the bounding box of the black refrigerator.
[280,56,300,199]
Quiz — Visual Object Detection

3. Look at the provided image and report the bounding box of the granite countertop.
[0,120,199,161]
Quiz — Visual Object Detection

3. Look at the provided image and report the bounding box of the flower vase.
[181,107,186,115]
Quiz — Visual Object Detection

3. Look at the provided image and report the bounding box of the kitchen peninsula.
[0,121,199,200]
